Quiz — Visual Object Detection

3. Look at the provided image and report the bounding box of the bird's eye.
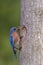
[14,28,16,31]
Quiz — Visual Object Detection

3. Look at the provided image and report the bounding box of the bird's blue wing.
[10,35,14,48]
[10,35,17,58]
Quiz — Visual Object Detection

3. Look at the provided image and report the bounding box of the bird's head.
[10,27,17,34]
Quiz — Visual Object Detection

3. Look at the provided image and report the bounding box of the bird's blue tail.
[13,48,17,58]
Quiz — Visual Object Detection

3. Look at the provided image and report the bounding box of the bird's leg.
[19,46,22,51]
[14,45,20,50]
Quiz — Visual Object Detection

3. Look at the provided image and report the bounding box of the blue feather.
[10,27,17,58]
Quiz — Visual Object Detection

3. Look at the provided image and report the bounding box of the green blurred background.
[0,0,20,65]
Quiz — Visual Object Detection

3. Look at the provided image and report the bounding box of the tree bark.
[19,0,43,65]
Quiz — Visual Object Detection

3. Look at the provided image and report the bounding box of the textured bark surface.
[19,0,43,65]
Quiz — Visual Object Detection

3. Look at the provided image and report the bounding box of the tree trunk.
[19,0,43,65]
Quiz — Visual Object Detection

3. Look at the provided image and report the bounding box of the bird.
[10,27,20,58]
[9,25,27,58]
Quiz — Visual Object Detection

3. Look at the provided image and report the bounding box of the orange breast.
[12,32,19,43]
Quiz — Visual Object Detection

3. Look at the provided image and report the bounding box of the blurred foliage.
[0,0,20,65]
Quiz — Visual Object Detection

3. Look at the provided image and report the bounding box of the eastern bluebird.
[10,27,20,58]
[9,25,27,58]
